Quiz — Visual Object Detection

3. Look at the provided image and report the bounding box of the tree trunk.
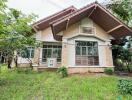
[29,59,33,69]
[7,58,12,69]
[14,55,18,68]
[126,62,131,73]
[7,55,13,69]
[126,65,131,73]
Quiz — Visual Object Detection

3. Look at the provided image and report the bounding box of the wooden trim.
[106,25,123,34]
[97,4,132,33]
[52,4,95,26]
[33,6,77,26]
[88,5,97,17]
[66,19,70,30]
[32,26,38,32]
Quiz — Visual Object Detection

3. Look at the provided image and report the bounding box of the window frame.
[20,47,34,59]
[79,26,96,35]
[75,41,99,66]
[42,44,62,63]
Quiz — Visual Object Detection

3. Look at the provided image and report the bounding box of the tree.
[112,45,132,72]
[105,0,132,72]
[0,0,37,68]
[107,0,132,48]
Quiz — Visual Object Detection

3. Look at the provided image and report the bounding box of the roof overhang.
[32,6,77,31]
[51,3,132,41]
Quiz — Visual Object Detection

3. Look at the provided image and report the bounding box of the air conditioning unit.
[47,58,57,67]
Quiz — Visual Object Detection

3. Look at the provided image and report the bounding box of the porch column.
[61,38,68,67]
[33,47,41,66]
[105,45,113,67]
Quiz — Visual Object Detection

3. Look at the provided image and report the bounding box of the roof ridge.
[51,2,96,25]
[33,6,77,26]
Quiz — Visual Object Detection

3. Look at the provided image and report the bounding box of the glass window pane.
[82,47,86,55]
[93,47,98,56]
[58,46,62,48]
[21,49,28,58]
[88,47,93,55]
[76,46,81,55]
[81,42,87,46]
[93,42,98,47]
[43,45,47,48]
[47,45,52,48]
[58,48,61,58]
[87,41,93,46]
[31,49,34,58]
[53,45,57,48]
[57,58,61,62]
[42,49,47,58]
[53,48,58,58]
[47,49,52,58]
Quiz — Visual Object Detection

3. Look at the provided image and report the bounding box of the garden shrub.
[104,68,114,75]
[118,79,132,94]
[57,66,68,78]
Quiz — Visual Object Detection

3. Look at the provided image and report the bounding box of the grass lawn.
[0,66,131,100]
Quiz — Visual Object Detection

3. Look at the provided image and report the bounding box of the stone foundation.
[68,67,114,74]
[18,63,31,68]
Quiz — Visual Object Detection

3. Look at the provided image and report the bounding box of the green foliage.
[118,79,132,94]
[57,66,68,77]
[0,0,37,68]
[108,0,132,26]
[104,68,114,75]
[16,68,35,74]
[112,45,132,72]
[0,66,132,99]
[108,0,132,66]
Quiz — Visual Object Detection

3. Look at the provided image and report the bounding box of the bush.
[57,66,68,78]
[104,68,114,75]
[118,79,132,94]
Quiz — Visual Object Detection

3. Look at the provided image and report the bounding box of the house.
[18,2,132,73]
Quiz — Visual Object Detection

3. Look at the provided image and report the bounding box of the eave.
[51,2,132,41]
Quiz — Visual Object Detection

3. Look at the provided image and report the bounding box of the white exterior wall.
[62,17,113,68]
[63,36,111,67]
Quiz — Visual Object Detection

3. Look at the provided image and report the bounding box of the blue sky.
[7,0,109,20]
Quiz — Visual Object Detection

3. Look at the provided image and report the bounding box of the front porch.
[33,42,62,69]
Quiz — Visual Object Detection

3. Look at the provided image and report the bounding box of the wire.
[62,42,111,47]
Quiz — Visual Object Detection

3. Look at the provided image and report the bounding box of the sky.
[7,0,109,20]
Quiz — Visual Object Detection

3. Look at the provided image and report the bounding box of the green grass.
[0,66,132,100]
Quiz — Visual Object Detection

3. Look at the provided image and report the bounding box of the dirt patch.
[115,71,132,77]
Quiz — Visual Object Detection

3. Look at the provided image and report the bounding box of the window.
[81,27,94,34]
[42,44,62,63]
[21,47,34,58]
[75,41,99,66]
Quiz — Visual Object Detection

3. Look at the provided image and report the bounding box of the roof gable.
[33,2,132,41]
[33,6,77,31]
